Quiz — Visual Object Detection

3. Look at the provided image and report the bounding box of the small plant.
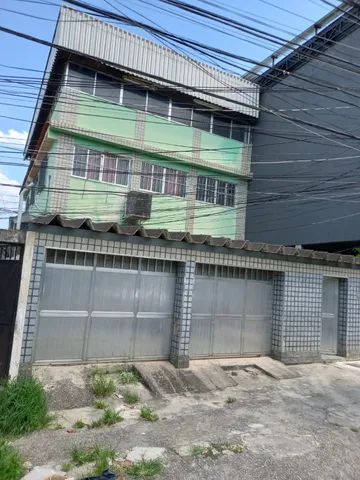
[140,405,159,422]
[73,419,87,429]
[94,400,108,410]
[0,440,24,480]
[116,458,163,477]
[70,445,116,475]
[118,369,140,385]
[226,397,236,404]
[122,388,140,405]
[62,463,72,473]
[90,374,116,398]
[191,442,244,457]
[91,408,123,428]
[0,376,50,436]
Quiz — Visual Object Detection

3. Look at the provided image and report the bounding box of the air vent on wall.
[125,191,152,222]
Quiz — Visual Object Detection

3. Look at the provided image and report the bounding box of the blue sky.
[0,0,334,226]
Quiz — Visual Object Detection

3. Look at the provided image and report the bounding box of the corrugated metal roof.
[28,214,360,267]
[55,7,259,116]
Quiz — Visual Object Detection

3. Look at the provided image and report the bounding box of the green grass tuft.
[0,440,24,480]
[70,445,116,475]
[94,400,108,410]
[91,408,123,428]
[90,374,116,398]
[117,459,163,477]
[122,388,140,405]
[0,377,50,437]
[118,369,140,385]
[140,406,159,422]
[73,419,87,429]
[226,397,236,404]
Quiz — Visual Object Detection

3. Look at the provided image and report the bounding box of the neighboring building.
[22,6,259,240]
[245,3,360,251]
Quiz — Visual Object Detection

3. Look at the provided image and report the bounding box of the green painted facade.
[27,88,248,238]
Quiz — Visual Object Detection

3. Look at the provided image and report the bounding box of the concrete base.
[170,354,189,369]
[272,351,321,365]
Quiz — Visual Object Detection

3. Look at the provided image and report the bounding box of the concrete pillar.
[170,261,195,368]
[338,278,360,359]
[8,231,36,378]
[272,272,323,364]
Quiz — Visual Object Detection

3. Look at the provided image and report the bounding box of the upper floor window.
[67,63,248,142]
[72,145,129,186]
[196,176,235,207]
[140,162,186,197]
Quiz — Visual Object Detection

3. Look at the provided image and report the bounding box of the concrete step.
[135,361,237,397]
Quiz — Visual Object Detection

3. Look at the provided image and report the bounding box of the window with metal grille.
[47,249,176,273]
[0,244,22,261]
[46,249,95,266]
[212,115,231,138]
[195,263,273,281]
[196,176,235,207]
[140,162,186,197]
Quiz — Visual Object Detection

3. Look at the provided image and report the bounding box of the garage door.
[34,249,176,362]
[190,264,273,358]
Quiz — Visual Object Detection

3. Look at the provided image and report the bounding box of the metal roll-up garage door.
[190,264,273,358]
[34,249,176,363]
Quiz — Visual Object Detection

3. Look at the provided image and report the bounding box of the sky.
[0,0,337,227]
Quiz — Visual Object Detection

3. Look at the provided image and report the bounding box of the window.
[87,150,102,181]
[67,64,95,95]
[147,92,169,118]
[72,146,88,178]
[213,115,231,138]
[102,154,117,183]
[38,156,48,190]
[171,100,192,125]
[95,73,121,104]
[122,84,147,111]
[72,146,129,186]
[196,176,235,206]
[231,123,245,142]
[192,109,212,131]
[140,162,186,197]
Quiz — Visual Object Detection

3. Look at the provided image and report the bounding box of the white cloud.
[0,129,28,147]
[0,170,20,229]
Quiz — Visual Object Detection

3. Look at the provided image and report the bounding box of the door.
[0,244,23,377]
[321,277,339,354]
[190,264,273,358]
[35,250,176,362]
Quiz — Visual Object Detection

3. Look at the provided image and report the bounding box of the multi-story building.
[246,2,360,251]
[23,6,259,239]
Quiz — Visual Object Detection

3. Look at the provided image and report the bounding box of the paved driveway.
[15,362,360,479]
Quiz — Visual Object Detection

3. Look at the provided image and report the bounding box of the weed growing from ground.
[140,406,159,422]
[94,400,108,410]
[91,408,123,428]
[118,369,140,385]
[226,397,236,404]
[73,419,87,429]
[70,445,116,475]
[90,374,116,398]
[122,388,140,405]
[0,440,24,480]
[115,458,163,477]
[0,377,50,437]
[191,442,244,457]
